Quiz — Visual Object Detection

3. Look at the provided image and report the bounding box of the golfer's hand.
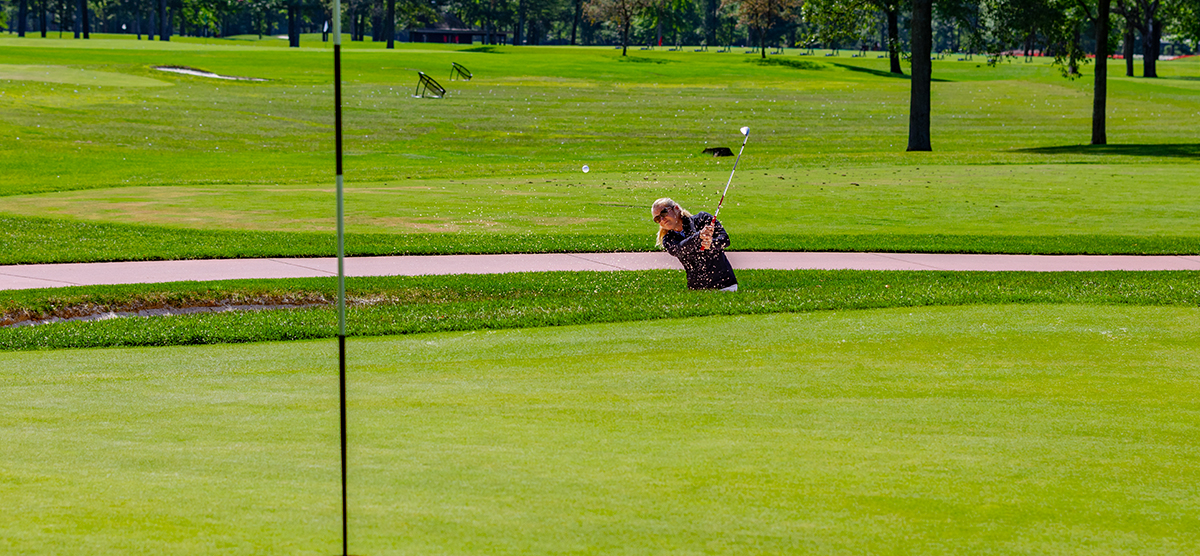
[700,223,714,250]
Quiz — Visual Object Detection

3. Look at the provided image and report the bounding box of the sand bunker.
[153,65,267,81]
[3,303,321,328]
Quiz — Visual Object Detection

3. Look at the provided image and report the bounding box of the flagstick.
[333,1,348,554]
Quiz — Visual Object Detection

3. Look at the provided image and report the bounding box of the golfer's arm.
[664,233,702,256]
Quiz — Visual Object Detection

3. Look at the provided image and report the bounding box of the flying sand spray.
[702,126,750,250]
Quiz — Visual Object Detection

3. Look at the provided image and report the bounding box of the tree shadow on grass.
[824,62,953,82]
[1014,143,1200,159]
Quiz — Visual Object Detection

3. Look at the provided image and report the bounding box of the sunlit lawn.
[2,36,1199,259]
[3,304,1198,554]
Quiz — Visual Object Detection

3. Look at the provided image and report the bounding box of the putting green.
[3,305,1197,554]
[0,64,170,87]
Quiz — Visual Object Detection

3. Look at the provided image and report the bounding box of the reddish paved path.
[2,252,1200,291]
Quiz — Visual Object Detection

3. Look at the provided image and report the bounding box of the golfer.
[651,198,738,291]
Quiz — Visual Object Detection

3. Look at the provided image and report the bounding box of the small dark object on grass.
[703,147,734,157]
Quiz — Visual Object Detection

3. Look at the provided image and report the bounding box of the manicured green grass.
[2,37,1200,260]
[5,269,1199,350]
[3,158,1200,263]
[3,304,1198,554]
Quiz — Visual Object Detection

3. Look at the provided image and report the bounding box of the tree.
[451,0,515,44]
[571,0,583,43]
[702,0,718,44]
[159,0,169,39]
[803,0,884,60]
[1085,0,1112,144]
[385,0,395,47]
[1115,0,1163,76]
[878,0,904,73]
[976,0,1114,144]
[722,0,801,57]
[585,0,645,54]
[18,0,28,36]
[1163,0,1200,46]
[907,0,931,151]
[1114,0,1139,76]
[1135,0,1162,77]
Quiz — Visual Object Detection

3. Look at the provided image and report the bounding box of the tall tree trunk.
[1142,17,1159,77]
[1068,24,1081,75]
[385,0,395,48]
[887,7,902,74]
[1092,0,1109,145]
[18,0,28,36]
[907,0,932,151]
[81,0,88,38]
[621,20,629,56]
[515,0,524,45]
[1123,25,1135,75]
[74,0,81,37]
[705,0,717,47]
[40,0,47,37]
[288,6,298,47]
[656,8,662,47]
[760,26,766,58]
[159,0,169,40]
[372,1,382,42]
[570,0,580,45]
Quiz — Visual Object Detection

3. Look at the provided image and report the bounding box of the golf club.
[702,126,749,250]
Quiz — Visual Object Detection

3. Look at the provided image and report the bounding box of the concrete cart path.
[3,252,1200,291]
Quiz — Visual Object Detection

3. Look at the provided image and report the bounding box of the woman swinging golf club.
[652,198,737,291]
[650,126,747,291]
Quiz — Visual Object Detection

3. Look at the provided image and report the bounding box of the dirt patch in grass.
[1,292,331,327]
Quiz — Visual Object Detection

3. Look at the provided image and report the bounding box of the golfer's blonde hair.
[652,198,692,248]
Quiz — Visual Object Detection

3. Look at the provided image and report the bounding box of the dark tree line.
[5,0,1195,61]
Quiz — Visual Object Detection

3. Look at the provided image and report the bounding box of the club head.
[739,126,750,136]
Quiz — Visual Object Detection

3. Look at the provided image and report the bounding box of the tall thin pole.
[333,0,348,553]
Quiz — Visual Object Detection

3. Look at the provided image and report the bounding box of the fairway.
[3,37,1200,260]
[4,305,1198,554]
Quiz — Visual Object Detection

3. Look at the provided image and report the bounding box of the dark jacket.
[661,212,737,290]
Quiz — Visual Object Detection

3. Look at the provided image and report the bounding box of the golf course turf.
[3,36,1200,260]
[3,269,1199,350]
[4,35,1200,554]
[3,305,1198,554]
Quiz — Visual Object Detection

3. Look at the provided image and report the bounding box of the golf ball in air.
[582,165,590,173]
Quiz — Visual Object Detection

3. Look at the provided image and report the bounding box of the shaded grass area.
[3,269,1199,350]
[1015,143,1200,159]
[3,305,1199,554]
[3,215,1199,264]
